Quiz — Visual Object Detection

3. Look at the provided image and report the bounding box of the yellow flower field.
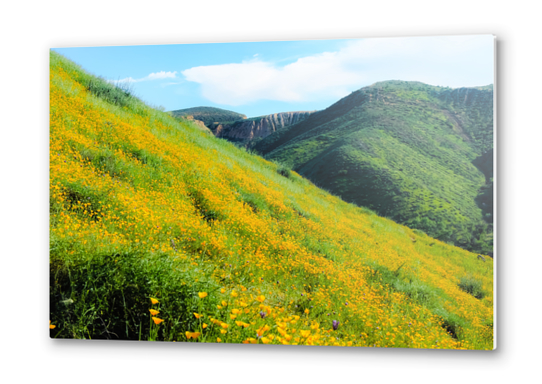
[49,51,494,349]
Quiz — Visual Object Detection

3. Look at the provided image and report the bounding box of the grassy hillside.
[170,106,247,127]
[50,53,493,349]
[254,81,494,254]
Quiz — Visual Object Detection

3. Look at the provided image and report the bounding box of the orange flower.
[198,292,208,299]
[193,312,203,319]
[236,321,250,328]
[49,321,56,330]
[149,309,160,316]
[202,323,208,329]
[300,330,311,338]
[185,331,201,340]
[150,297,159,305]
[152,317,164,325]
[257,324,270,337]
[256,295,265,303]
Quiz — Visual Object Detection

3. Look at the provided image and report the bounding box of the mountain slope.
[49,53,493,349]
[210,111,316,145]
[170,106,247,126]
[254,81,494,254]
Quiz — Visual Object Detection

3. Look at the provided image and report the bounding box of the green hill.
[253,81,494,254]
[170,106,247,127]
[49,53,493,349]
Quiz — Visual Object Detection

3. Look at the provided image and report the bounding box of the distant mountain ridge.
[253,80,494,254]
[170,106,316,146]
[210,111,316,145]
[170,106,247,127]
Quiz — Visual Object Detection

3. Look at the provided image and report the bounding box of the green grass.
[50,249,217,340]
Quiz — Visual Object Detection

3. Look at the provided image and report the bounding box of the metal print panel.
[50,35,495,349]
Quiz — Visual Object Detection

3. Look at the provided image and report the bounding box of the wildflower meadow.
[49,51,494,349]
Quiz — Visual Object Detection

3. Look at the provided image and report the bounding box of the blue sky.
[53,35,494,118]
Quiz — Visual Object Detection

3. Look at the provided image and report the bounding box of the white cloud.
[181,35,494,106]
[145,71,178,81]
[113,71,177,84]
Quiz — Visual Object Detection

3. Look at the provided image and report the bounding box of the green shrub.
[458,275,486,299]
[277,165,292,179]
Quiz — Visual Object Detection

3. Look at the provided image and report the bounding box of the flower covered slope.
[49,52,494,349]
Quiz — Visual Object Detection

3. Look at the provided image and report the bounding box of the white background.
[1,0,540,382]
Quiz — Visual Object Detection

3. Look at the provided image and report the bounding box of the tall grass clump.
[86,78,135,108]
[458,275,486,299]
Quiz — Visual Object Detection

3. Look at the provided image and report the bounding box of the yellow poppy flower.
[198,292,208,299]
[49,321,56,330]
[300,330,311,338]
[256,324,270,336]
[202,323,208,329]
[193,312,203,319]
[217,338,222,343]
[152,317,164,325]
[149,309,160,316]
[185,331,201,340]
[256,295,265,303]
[150,297,159,305]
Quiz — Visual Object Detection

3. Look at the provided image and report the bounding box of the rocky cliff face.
[210,111,316,144]
[182,115,213,134]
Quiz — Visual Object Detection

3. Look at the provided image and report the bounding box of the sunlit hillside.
[254,81,494,255]
[49,51,494,349]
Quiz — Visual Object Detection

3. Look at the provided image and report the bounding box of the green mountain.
[170,106,247,127]
[253,81,494,254]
